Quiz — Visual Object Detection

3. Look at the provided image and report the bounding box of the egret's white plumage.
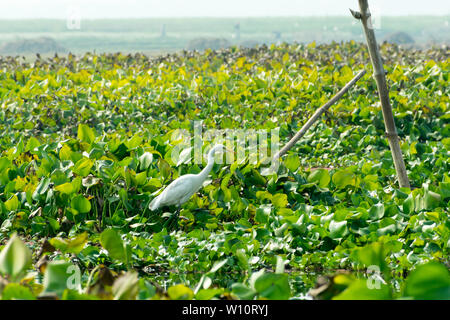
[149,144,227,211]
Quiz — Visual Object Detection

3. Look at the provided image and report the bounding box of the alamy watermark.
[66,4,81,30]
[168,121,280,175]
[366,4,382,30]
[366,265,385,290]
[66,264,82,291]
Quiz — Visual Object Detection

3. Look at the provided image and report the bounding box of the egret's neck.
[198,153,215,180]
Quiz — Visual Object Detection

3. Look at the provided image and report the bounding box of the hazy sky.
[1,0,449,19]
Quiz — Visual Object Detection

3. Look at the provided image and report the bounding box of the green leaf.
[231,283,257,300]
[71,177,82,193]
[49,232,88,255]
[333,280,391,300]
[48,217,60,231]
[404,262,450,300]
[254,272,291,300]
[32,177,50,200]
[255,206,271,224]
[51,169,68,186]
[158,159,171,179]
[195,288,223,300]
[357,243,389,275]
[25,137,40,153]
[329,220,348,239]
[272,193,288,208]
[308,169,331,188]
[423,190,441,210]
[70,195,91,214]
[332,168,356,189]
[72,158,94,177]
[284,154,300,172]
[100,229,129,264]
[59,144,73,161]
[235,249,249,269]
[135,171,147,186]
[403,194,415,214]
[41,261,73,298]
[368,203,385,220]
[254,78,267,89]
[126,134,143,150]
[0,233,32,280]
[62,290,98,300]
[376,221,396,236]
[208,259,228,273]
[168,284,194,300]
[0,157,11,172]
[55,182,75,194]
[139,152,153,170]
[4,194,20,211]
[439,182,450,199]
[1,283,35,300]
[77,124,95,144]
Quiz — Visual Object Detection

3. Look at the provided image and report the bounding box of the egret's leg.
[169,206,178,229]
[165,205,181,230]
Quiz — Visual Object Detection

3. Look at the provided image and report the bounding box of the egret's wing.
[149,174,197,210]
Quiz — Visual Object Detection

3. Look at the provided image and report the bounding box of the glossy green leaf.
[272,193,288,208]
[231,283,257,300]
[329,220,348,239]
[139,152,153,170]
[284,154,300,172]
[100,228,129,264]
[332,169,356,189]
[333,280,391,300]
[404,262,450,300]
[72,158,94,177]
[49,232,88,255]
[70,195,91,214]
[254,272,291,300]
[308,169,331,188]
[77,124,96,144]
[41,261,73,298]
[1,283,35,300]
[168,284,194,300]
[0,233,32,280]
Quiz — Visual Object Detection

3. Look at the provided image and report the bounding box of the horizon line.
[0,14,449,20]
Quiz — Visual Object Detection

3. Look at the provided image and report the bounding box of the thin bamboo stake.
[350,0,410,188]
[272,69,366,162]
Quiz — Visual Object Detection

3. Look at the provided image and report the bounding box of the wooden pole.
[273,69,366,162]
[351,0,410,188]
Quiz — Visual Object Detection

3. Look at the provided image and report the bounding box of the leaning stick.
[350,0,410,188]
[272,69,366,162]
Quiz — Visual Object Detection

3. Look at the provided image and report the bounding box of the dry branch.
[272,69,366,162]
[352,0,410,188]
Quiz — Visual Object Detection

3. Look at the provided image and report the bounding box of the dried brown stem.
[273,69,366,162]
[353,0,410,188]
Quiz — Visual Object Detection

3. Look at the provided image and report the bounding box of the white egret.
[149,144,231,212]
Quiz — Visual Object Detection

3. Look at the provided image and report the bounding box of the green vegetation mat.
[0,41,449,300]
